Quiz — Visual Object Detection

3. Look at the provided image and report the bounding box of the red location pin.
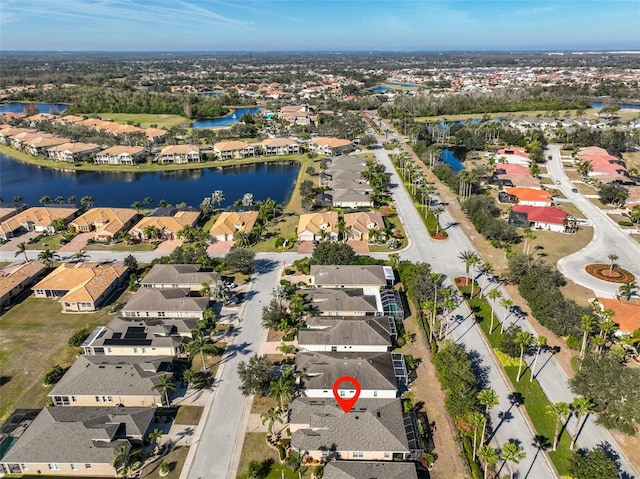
[332,376,361,413]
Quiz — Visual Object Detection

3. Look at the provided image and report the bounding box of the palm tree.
[547,402,571,451]
[288,293,308,323]
[241,192,254,207]
[212,189,225,208]
[270,375,295,411]
[608,253,619,273]
[80,195,95,208]
[187,331,220,372]
[477,388,499,445]
[480,261,494,292]
[432,204,445,235]
[37,249,59,268]
[199,282,213,301]
[72,250,89,263]
[15,242,28,262]
[477,444,499,479]
[580,314,595,361]
[132,200,143,214]
[39,195,52,205]
[152,375,177,406]
[234,230,251,247]
[570,397,594,450]
[278,343,297,360]
[386,253,400,270]
[111,442,142,478]
[515,331,533,382]
[147,428,163,455]
[143,225,158,240]
[618,281,638,301]
[182,369,196,388]
[530,335,548,381]
[487,289,503,334]
[12,195,24,204]
[469,411,486,460]
[501,441,526,479]
[499,298,515,334]
[143,197,154,208]
[458,250,477,282]
[522,228,536,255]
[260,407,283,435]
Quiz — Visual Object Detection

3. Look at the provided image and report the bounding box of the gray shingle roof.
[323,461,418,479]
[289,398,410,454]
[140,264,219,287]
[1,407,154,464]
[122,288,208,315]
[83,317,188,351]
[298,318,392,348]
[49,355,173,398]
[296,352,398,392]
[311,265,390,287]
[303,289,379,315]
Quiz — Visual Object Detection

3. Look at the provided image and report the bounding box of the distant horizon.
[1,1,638,52]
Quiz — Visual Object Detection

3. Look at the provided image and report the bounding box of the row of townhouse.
[286,265,421,476]
[0,264,218,476]
[320,154,373,208]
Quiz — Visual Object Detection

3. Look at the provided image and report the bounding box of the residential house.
[343,211,386,242]
[493,164,530,176]
[298,316,396,352]
[296,351,405,398]
[213,140,255,160]
[0,207,79,240]
[0,407,155,477]
[496,147,530,166]
[0,127,37,145]
[24,136,70,156]
[323,461,418,479]
[494,174,541,189]
[46,142,101,162]
[304,288,404,319]
[93,145,146,165]
[501,187,553,207]
[69,207,138,242]
[289,397,422,461]
[209,210,259,242]
[48,355,173,407]
[0,261,47,308]
[262,137,300,155]
[509,205,568,233]
[121,288,208,320]
[33,263,128,312]
[625,186,640,210]
[329,190,374,208]
[129,207,200,241]
[596,298,640,336]
[322,155,373,207]
[144,127,167,144]
[139,264,219,292]
[297,212,339,243]
[309,137,354,156]
[279,105,314,125]
[82,316,194,356]
[156,144,201,164]
[311,265,394,288]
[0,202,28,223]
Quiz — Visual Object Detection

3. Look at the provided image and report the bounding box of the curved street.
[546,144,640,297]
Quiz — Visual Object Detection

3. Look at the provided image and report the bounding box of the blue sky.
[1,0,638,51]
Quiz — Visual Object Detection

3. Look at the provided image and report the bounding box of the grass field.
[0,294,128,422]
[91,113,187,129]
[174,405,203,425]
[414,107,640,123]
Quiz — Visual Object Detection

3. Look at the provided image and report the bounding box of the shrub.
[618,220,634,227]
[68,328,90,347]
[44,364,65,385]
[565,335,581,351]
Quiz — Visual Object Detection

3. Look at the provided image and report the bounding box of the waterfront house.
[144,127,168,144]
[0,206,79,240]
[121,288,208,320]
[297,212,339,243]
[93,145,147,165]
[48,355,173,407]
[69,207,138,242]
[509,205,568,233]
[323,461,418,479]
[298,316,395,352]
[309,137,354,156]
[289,397,421,462]
[0,261,47,309]
[279,105,314,125]
[0,407,155,477]
[46,142,101,162]
[343,211,386,242]
[213,140,255,160]
[262,137,300,155]
[129,207,200,241]
[296,351,404,398]
[139,264,219,292]
[82,316,195,356]
[0,127,37,144]
[33,262,128,312]
[24,135,70,156]
[310,265,394,289]
[208,210,259,242]
[0,203,28,223]
[156,144,201,164]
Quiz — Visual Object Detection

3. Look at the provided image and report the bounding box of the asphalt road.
[546,144,640,297]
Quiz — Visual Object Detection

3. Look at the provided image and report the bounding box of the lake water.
[0,102,69,114]
[439,147,467,172]
[0,153,299,208]
[591,102,640,111]
[372,86,390,94]
[192,107,261,128]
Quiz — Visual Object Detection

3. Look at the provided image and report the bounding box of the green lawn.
[23,233,63,250]
[459,285,573,475]
[174,405,203,425]
[91,113,188,129]
[84,242,157,252]
[236,433,314,479]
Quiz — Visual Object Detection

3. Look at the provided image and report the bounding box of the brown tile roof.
[214,140,252,151]
[0,261,47,299]
[159,144,200,155]
[298,212,339,234]
[97,145,146,156]
[0,207,78,236]
[343,211,385,235]
[311,137,353,148]
[209,211,259,236]
[69,208,138,237]
[131,211,200,236]
[46,142,100,153]
[262,137,297,147]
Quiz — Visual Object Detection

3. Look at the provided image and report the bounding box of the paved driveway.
[57,232,91,253]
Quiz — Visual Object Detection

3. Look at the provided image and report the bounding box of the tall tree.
[487,288,503,334]
[499,298,515,334]
[260,407,283,435]
[607,253,618,273]
[15,242,28,262]
[501,442,526,479]
[547,402,571,451]
[211,190,225,208]
[187,331,220,372]
[515,331,533,382]
[37,249,59,268]
[570,397,594,450]
[580,314,595,361]
[530,335,548,381]
[477,388,499,445]
[477,444,499,479]
[618,281,638,301]
[152,375,177,406]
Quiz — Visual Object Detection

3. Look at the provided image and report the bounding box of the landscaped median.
[456,282,573,475]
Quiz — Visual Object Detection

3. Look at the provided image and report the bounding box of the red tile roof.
[512,205,567,225]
